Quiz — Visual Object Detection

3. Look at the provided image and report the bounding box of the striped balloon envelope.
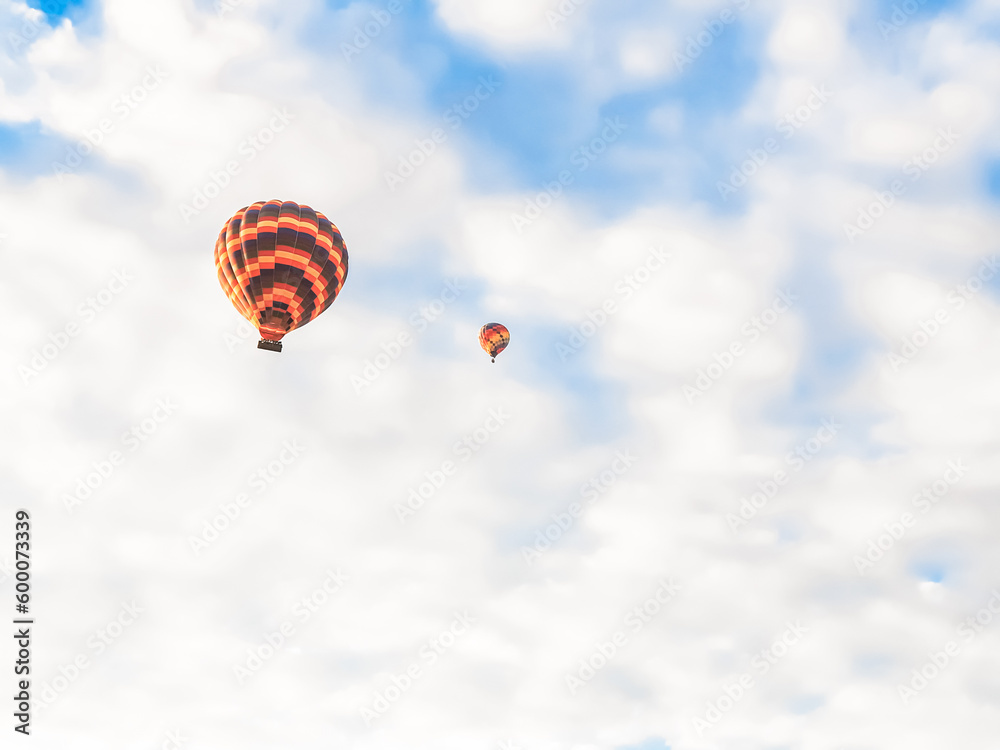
[214,200,348,352]
[479,323,510,363]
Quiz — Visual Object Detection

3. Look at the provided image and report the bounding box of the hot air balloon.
[479,323,509,363]
[215,200,348,352]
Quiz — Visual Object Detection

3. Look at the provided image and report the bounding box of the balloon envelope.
[215,200,348,351]
[479,323,510,362]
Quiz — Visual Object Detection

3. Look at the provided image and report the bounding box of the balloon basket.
[257,339,283,352]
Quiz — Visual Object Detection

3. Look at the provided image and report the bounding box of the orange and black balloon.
[215,200,348,352]
[479,323,509,363]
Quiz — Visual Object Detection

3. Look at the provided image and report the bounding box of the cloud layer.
[2,0,1000,748]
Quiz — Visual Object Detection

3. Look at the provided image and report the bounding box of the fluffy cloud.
[2,0,1000,747]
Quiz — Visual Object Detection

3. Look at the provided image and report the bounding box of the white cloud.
[432,0,567,53]
[618,28,681,80]
[768,5,846,67]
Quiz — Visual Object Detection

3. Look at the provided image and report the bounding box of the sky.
[2,0,1000,747]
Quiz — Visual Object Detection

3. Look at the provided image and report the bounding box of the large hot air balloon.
[215,200,348,352]
[479,323,509,363]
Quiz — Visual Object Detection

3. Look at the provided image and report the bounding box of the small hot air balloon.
[214,200,348,352]
[479,323,509,363]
